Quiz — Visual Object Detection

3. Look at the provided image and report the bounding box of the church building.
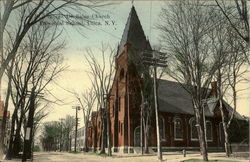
[87,6,244,153]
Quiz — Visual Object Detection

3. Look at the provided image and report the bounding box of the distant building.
[70,126,85,151]
[0,101,10,151]
[86,5,245,153]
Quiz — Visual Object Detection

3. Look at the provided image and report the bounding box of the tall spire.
[118,5,151,55]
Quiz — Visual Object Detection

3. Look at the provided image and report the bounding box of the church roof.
[158,79,244,120]
[118,6,151,54]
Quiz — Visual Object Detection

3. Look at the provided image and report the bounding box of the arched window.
[159,116,166,141]
[206,121,212,141]
[189,117,198,140]
[174,118,183,140]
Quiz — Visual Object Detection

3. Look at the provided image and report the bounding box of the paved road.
[1,151,249,162]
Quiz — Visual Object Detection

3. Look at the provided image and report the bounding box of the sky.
[36,1,165,127]
[2,1,249,128]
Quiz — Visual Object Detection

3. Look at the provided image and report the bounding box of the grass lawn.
[181,159,240,162]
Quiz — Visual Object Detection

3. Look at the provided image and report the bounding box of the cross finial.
[132,0,134,5]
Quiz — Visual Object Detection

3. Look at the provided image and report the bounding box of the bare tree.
[207,6,249,156]
[0,0,107,80]
[220,25,248,157]
[158,1,221,161]
[5,23,66,159]
[226,29,248,125]
[62,115,75,151]
[0,59,14,154]
[84,44,115,155]
[214,0,249,43]
[0,1,109,157]
[209,14,231,156]
[75,87,96,152]
[30,102,50,156]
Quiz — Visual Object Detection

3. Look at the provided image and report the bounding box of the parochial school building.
[86,6,244,153]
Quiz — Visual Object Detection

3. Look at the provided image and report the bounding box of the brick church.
[86,6,243,153]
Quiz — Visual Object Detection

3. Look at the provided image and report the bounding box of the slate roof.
[118,6,151,55]
[158,79,243,119]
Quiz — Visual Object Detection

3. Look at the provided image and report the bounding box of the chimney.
[211,81,217,97]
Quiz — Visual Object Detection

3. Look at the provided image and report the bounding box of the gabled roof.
[118,6,151,54]
[158,79,243,119]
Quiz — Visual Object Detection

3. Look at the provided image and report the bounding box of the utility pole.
[153,65,162,160]
[72,106,80,153]
[142,50,167,161]
[0,10,3,101]
[59,118,64,152]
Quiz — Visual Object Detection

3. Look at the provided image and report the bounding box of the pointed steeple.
[118,6,151,55]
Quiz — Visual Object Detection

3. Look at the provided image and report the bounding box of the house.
[86,5,244,153]
[70,126,85,151]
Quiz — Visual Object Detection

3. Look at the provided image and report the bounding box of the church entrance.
[134,126,140,147]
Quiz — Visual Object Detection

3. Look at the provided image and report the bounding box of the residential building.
[70,126,85,151]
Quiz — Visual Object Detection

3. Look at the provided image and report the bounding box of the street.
[1,151,249,162]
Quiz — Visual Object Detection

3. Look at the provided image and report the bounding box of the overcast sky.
[2,1,249,127]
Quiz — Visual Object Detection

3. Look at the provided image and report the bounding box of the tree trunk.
[140,90,144,155]
[99,113,106,154]
[106,111,112,156]
[194,104,208,161]
[12,119,23,156]
[0,60,13,157]
[84,123,89,152]
[144,124,149,154]
[92,125,97,152]
[5,108,17,160]
[219,98,230,157]
[22,88,36,161]
[218,70,231,157]
[0,80,11,154]
[218,95,231,157]
[143,99,151,154]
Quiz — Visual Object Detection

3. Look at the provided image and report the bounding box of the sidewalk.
[1,151,249,162]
